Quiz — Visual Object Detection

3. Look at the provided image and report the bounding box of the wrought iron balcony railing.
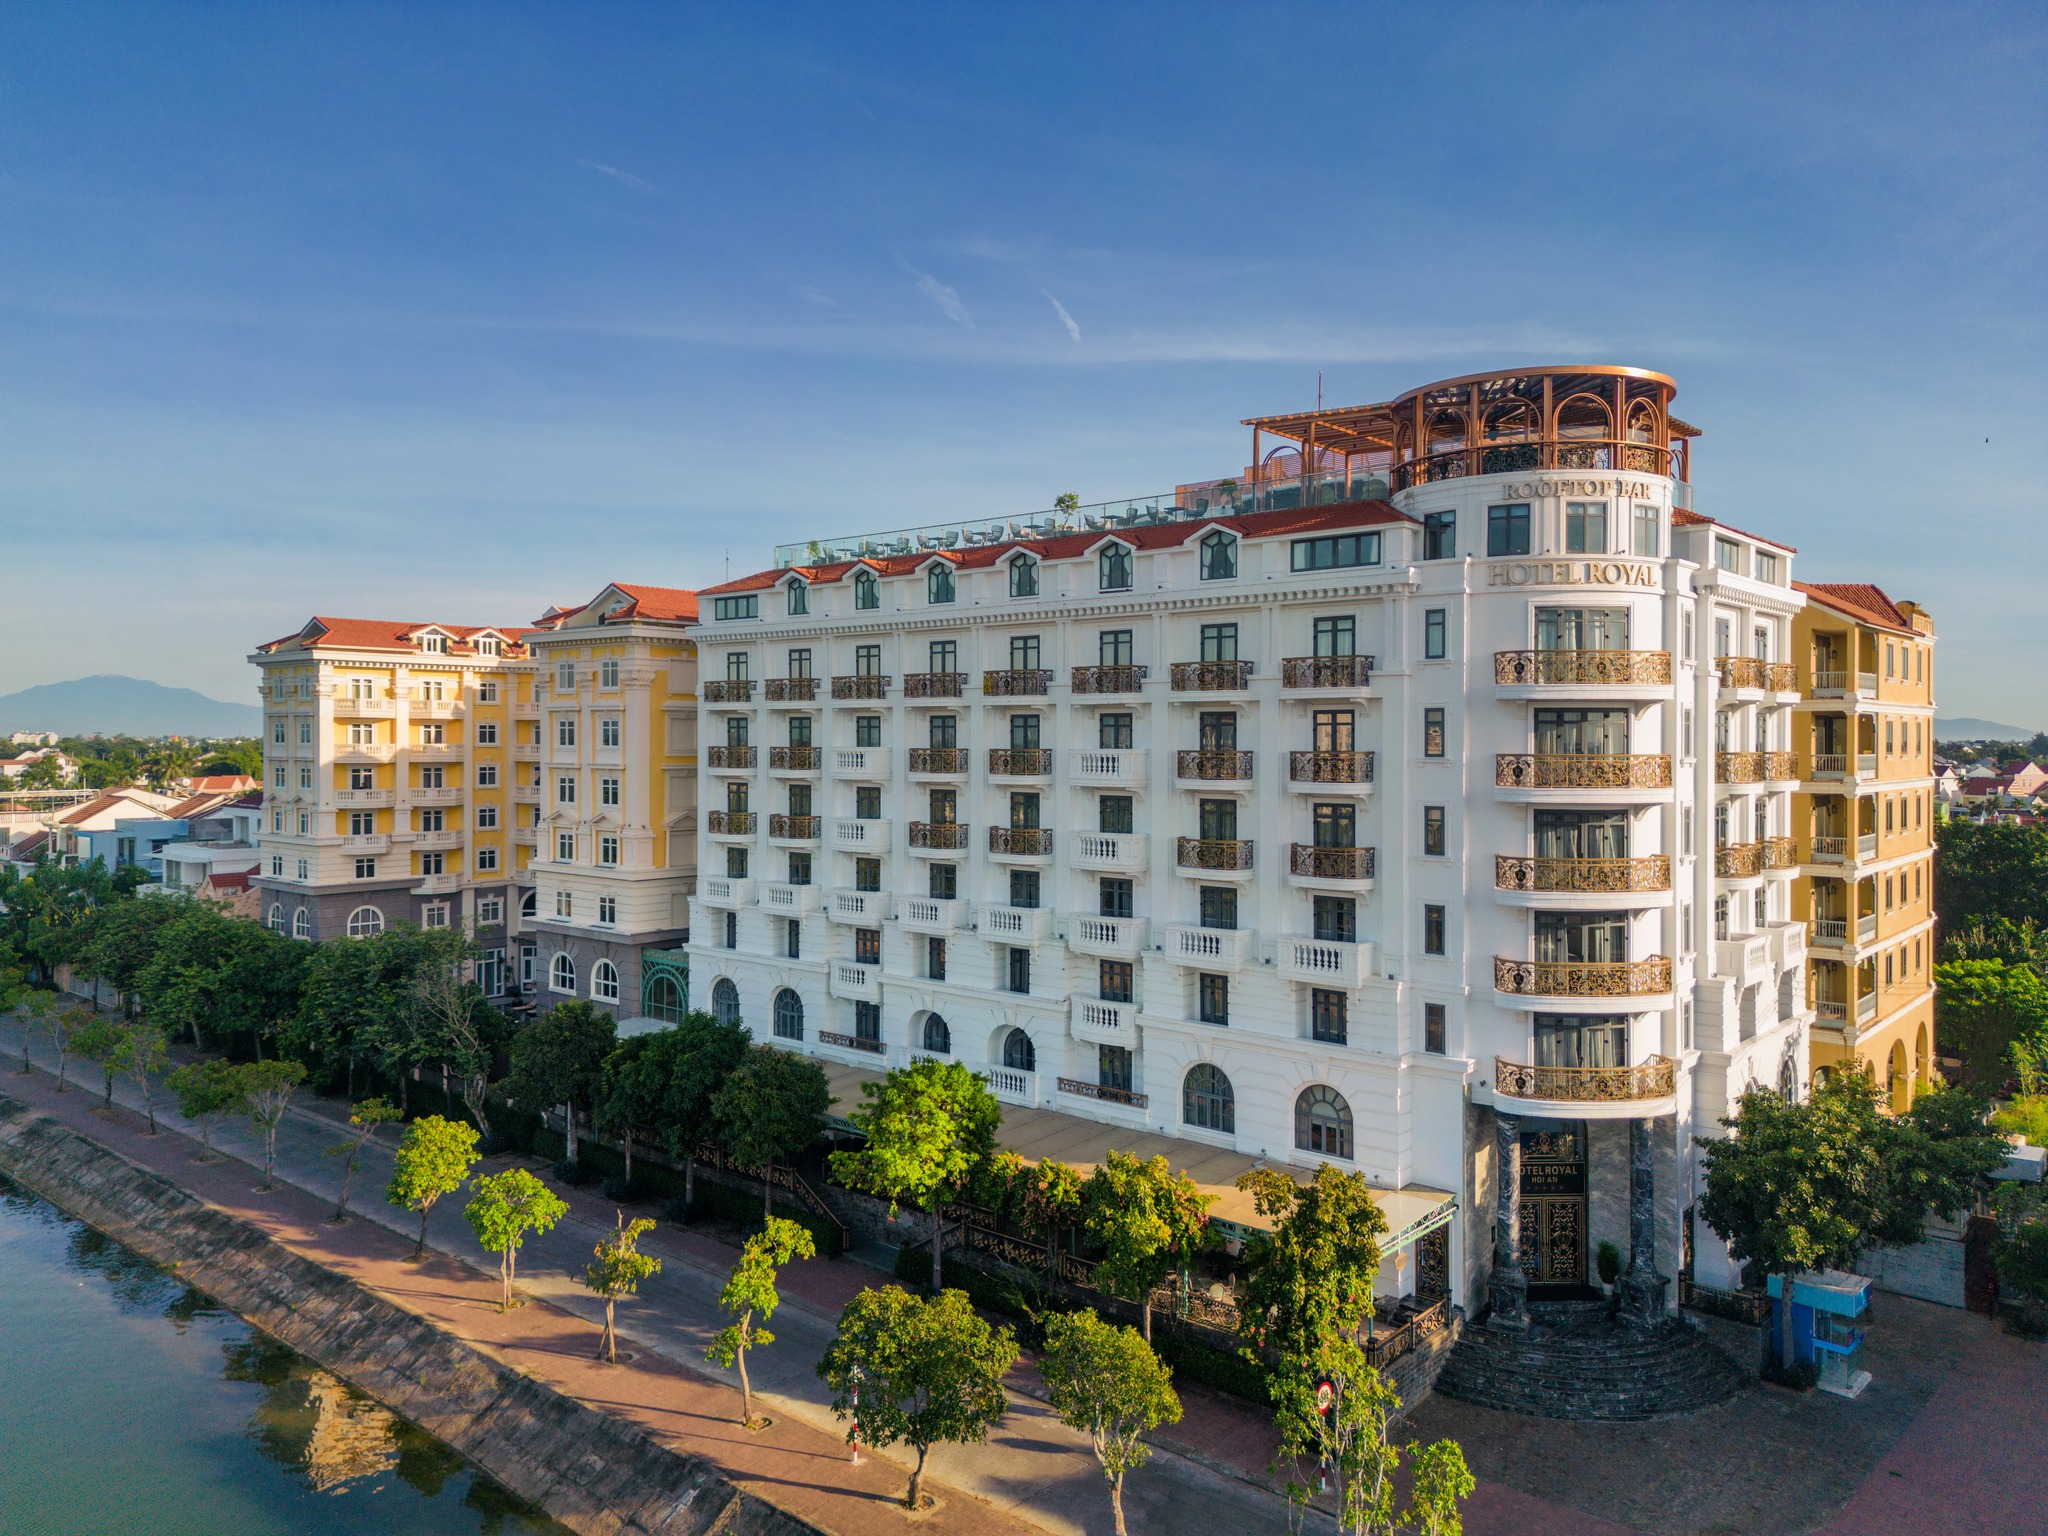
[1171,660,1253,691]
[1057,1078,1148,1110]
[707,745,756,769]
[982,669,1054,696]
[831,674,891,700]
[702,679,754,703]
[1494,649,1672,686]
[1495,1054,1676,1103]
[1289,750,1374,784]
[1177,748,1253,781]
[1070,665,1148,694]
[989,826,1055,856]
[1281,655,1374,689]
[909,821,970,850]
[763,677,817,702]
[768,814,820,840]
[988,748,1054,776]
[1717,656,1799,692]
[1493,955,1674,996]
[1494,854,1670,893]
[1495,753,1673,789]
[769,745,820,771]
[707,810,756,834]
[1290,844,1376,880]
[1715,841,1764,877]
[1177,837,1254,871]
[908,747,968,774]
[902,671,966,698]
[1763,836,1798,869]
[1716,751,1765,784]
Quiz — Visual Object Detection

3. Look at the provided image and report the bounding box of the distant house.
[153,791,264,895]
[0,748,76,782]
[1935,765,1963,805]
[3,787,182,871]
[8,731,59,747]
[175,773,260,796]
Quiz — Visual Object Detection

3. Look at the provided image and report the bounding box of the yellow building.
[1792,583,1937,1107]
[519,584,701,1028]
[250,618,537,984]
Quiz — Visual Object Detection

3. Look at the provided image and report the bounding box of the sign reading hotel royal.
[1488,560,1660,588]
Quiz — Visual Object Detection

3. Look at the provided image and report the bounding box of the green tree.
[1935,818,2048,936]
[122,1023,169,1134]
[411,948,506,1137]
[1038,1310,1182,1536]
[1939,913,2048,970]
[1933,958,2048,1086]
[387,1114,481,1259]
[167,1058,243,1157]
[1022,1158,1085,1281]
[15,754,68,789]
[15,987,55,1073]
[1234,1163,1389,1361]
[238,1059,307,1189]
[464,1167,569,1312]
[1990,1182,2048,1305]
[713,1045,831,1219]
[599,1033,670,1187]
[829,1059,999,1292]
[81,894,180,1017]
[1869,1082,2011,1247]
[1084,1152,1215,1340]
[707,1216,816,1426]
[817,1285,1018,1510]
[584,1213,663,1364]
[506,1000,615,1166]
[657,1012,750,1207]
[71,1012,129,1109]
[326,1097,403,1223]
[46,1004,84,1091]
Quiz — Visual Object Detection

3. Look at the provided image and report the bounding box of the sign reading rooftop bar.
[1489,560,1659,589]
[1494,478,1661,501]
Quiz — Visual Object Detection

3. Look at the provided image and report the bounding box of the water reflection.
[0,1176,568,1536]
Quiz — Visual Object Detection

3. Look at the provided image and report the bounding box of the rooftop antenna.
[724,548,730,580]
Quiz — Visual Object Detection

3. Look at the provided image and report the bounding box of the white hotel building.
[686,366,1811,1320]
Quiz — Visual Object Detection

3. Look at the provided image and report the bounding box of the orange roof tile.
[257,616,534,658]
[1671,508,1797,553]
[699,499,1415,597]
[608,584,700,623]
[1794,581,1918,635]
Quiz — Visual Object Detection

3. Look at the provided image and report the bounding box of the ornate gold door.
[1517,1128,1586,1285]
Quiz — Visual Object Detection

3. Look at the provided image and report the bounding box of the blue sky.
[1,3,2042,722]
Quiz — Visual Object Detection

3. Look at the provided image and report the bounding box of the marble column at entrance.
[1616,1116,1668,1324]
[1490,1111,1529,1329]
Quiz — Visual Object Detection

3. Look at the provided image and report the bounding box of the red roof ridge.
[1793,581,1916,634]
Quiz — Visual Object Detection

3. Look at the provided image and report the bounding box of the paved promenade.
[6,1015,2042,1535]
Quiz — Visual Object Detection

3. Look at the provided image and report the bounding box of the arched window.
[1916,1024,1930,1085]
[645,972,686,1024]
[1199,530,1237,581]
[773,987,805,1040]
[1184,1064,1235,1133]
[1009,553,1039,598]
[1778,1056,1798,1102]
[711,977,741,1025]
[1001,1027,1036,1071]
[292,908,311,940]
[1098,543,1133,592]
[1888,1041,1910,1112]
[551,953,576,993]
[520,888,537,917]
[1426,408,1468,458]
[853,569,879,610]
[786,579,810,616]
[1626,398,1660,445]
[1555,393,1613,441]
[927,563,955,604]
[592,959,620,1003]
[267,903,284,932]
[923,1013,951,1054]
[345,905,384,939]
[1294,1085,1353,1159]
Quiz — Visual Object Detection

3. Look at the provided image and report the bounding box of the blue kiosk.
[1766,1269,1873,1398]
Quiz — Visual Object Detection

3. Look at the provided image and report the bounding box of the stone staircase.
[1433,1299,1748,1421]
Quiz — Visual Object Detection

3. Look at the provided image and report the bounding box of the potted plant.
[1595,1240,1623,1297]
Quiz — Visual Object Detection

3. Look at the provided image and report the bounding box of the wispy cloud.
[794,284,836,308]
[576,159,658,195]
[1042,289,1082,344]
[897,256,972,327]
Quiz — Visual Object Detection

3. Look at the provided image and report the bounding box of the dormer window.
[1098,543,1133,592]
[419,633,449,655]
[786,579,810,616]
[1199,530,1238,581]
[853,569,879,610]
[475,636,501,657]
[928,563,955,604]
[1009,553,1040,599]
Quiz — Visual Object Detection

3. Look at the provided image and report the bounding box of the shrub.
[1595,1241,1622,1286]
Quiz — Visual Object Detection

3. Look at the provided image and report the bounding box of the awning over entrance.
[816,1059,1454,1242]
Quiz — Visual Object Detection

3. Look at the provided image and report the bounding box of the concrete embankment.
[0,1093,822,1536]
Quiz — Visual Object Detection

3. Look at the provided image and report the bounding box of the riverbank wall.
[0,1093,822,1536]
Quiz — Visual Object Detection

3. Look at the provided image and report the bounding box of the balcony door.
[1535,607,1629,652]
[1517,1125,1587,1287]
[1533,708,1629,756]
[1534,911,1628,964]
[1533,810,1629,860]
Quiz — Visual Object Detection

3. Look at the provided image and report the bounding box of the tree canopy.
[1234,1163,1390,1361]
[1038,1310,1181,1536]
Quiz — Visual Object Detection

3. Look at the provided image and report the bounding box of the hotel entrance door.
[1517,1126,1586,1286]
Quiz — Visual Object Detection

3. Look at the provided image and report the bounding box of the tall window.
[1294,1085,1352,1158]
[1009,868,1040,908]
[1099,713,1133,749]
[1099,877,1133,918]
[557,661,576,690]
[1422,511,1456,560]
[856,715,881,747]
[1006,947,1032,994]
[786,579,809,615]
[929,640,957,673]
[1487,503,1531,556]
[1002,1028,1036,1071]
[1423,805,1446,856]
[927,713,956,748]
[1009,553,1039,598]
[1183,1064,1234,1133]
[599,658,619,688]
[1099,629,1134,666]
[1423,707,1446,758]
[1310,991,1347,1046]
[1423,903,1447,955]
[1565,502,1608,553]
[600,717,620,748]
[1424,1002,1447,1054]
[1313,616,1355,657]
[928,563,955,604]
[854,644,881,677]
[773,988,804,1039]
[1314,710,1354,753]
[1199,530,1237,580]
[787,647,812,679]
[1198,798,1237,842]
[923,1013,952,1053]
[1424,608,1447,660]
[1633,505,1659,557]
[1010,634,1042,670]
[1199,623,1238,662]
[1099,543,1133,591]
[592,961,620,1002]
[1198,973,1229,1025]
[727,651,751,680]
[551,953,576,993]
[1198,885,1237,930]
[853,568,879,609]
[1198,712,1236,750]
[1098,794,1133,834]
[1100,961,1133,1003]
[1312,802,1355,848]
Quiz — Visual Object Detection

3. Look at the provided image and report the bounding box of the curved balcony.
[908,746,968,775]
[1394,439,1672,489]
[908,821,970,851]
[768,814,820,842]
[902,671,966,699]
[707,810,756,836]
[1763,752,1799,783]
[1495,753,1673,792]
[988,826,1055,859]
[1494,1054,1678,1118]
[988,747,1053,778]
[707,745,756,770]
[1281,655,1373,690]
[768,745,820,772]
[1494,854,1670,894]
[1071,664,1148,695]
[1494,650,1672,688]
[1289,844,1376,886]
[763,677,816,702]
[702,680,754,704]
[1176,837,1254,872]
[1716,752,1764,784]
[1715,841,1763,878]
[1716,657,1799,693]
[1493,956,1674,1000]
[1170,660,1253,692]
[831,674,890,701]
[1289,750,1374,789]
[983,669,1053,697]
[1177,748,1253,783]
[1763,836,1798,870]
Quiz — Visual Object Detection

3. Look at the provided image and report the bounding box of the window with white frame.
[476,896,502,925]
[298,718,312,745]
[476,804,498,829]
[272,718,286,744]
[270,856,283,876]
[598,895,617,925]
[1099,543,1133,591]
[293,909,311,938]
[600,717,620,748]
[354,856,376,879]
[854,568,879,609]
[600,658,620,688]
[476,721,498,745]
[555,889,573,918]
[557,831,575,861]
[557,774,576,805]
[600,775,620,806]
[422,903,450,929]
[476,762,498,787]
[349,723,373,745]
[475,846,498,871]
[600,834,619,866]
[268,902,284,931]
[557,717,576,748]
[927,563,955,604]
[557,661,576,690]
[550,953,576,992]
[419,722,445,745]
[592,959,620,1001]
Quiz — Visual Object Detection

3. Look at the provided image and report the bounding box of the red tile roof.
[205,870,252,891]
[1794,582,1917,635]
[256,617,536,657]
[608,584,700,623]
[1671,508,1798,553]
[184,774,258,793]
[700,499,1416,597]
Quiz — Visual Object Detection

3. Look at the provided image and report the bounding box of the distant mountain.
[0,675,261,739]
[1936,717,2042,742]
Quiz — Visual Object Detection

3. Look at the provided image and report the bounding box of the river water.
[0,1176,570,1536]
